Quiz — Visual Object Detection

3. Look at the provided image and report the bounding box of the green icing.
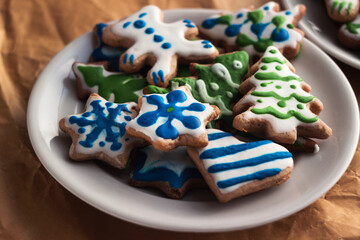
[275,65,282,71]
[277,101,286,108]
[257,99,263,103]
[76,65,147,103]
[236,33,273,53]
[176,65,192,77]
[275,85,282,89]
[346,22,360,34]
[261,65,268,71]
[338,1,346,14]
[290,84,297,89]
[348,2,353,15]
[254,72,303,82]
[217,15,233,25]
[261,57,286,64]
[269,49,277,54]
[251,106,318,123]
[251,91,315,103]
[247,10,264,24]
[260,81,273,87]
[272,16,286,31]
[331,0,339,14]
[287,24,294,29]
[147,85,170,94]
[297,104,304,109]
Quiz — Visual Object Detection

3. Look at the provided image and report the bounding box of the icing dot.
[260,83,267,87]
[99,141,105,147]
[153,34,164,42]
[125,138,129,142]
[277,101,286,108]
[133,20,146,29]
[287,24,294,29]
[203,44,213,48]
[237,13,244,18]
[161,42,172,49]
[123,21,131,29]
[275,85,282,89]
[210,82,219,90]
[232,60,243,69]
[105,102,113,107]
[201,40,210,44]
[78,128,86,134]
[125,116,132,121]
[261,65,268,70]
[82,112,91,117]
[264,6,270,10]
[183,19,195,28]
[269,49,277,54]
[285,11,291,15]
[226,91,233,98]
[257,99,263,103]
[290,84,297,89]
[297,104,304,109]
[275,65,282,71]
[139,13,147,18]
[145,27,154,34]
[167,107,174,113]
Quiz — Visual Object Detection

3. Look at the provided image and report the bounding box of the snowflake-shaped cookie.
[102,5,218,87]
[59,93,146,168]
[126,86,220,151]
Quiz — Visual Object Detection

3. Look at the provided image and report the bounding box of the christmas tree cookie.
[146,51,249,126]
[232,46,332,144]
[73,62,147,103]
[199,1,305,59]
[102,5,218,87]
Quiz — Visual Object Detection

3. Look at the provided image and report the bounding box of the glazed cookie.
[338,14,360,48]
[232,46,332,144]
[91,23,124,71]
[59,93,146,169]
[102,5,218,87]
[72,62,147,103]
[130,146,205,199]
[126,86,220,151]
[325,0,359,22]
[187,129,294,203]
[199,1,305,59]
[146,51,249,124]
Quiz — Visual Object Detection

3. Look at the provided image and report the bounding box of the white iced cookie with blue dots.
[102,5,218,87]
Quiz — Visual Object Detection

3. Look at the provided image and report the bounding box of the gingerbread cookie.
[72,62,147,103]
[126,86,220,151]
[59,93,146,168]
[146,51,249,124]
[325,0,359,22]
[199,1,305,59]
[232,46,332,144]
[91,23,124,71]
[338,14,360,48]
[187,129,294,203]
[130,146,205,199]
[102,5,218,87]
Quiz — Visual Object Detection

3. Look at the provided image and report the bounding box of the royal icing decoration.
[191,129,293,194]
[92,23,124,71]
[127,86,217,142]
[200,2,304,56]
[61,94,143,168]
[132,146,202,189]
[233,46,328,139]
[73,62,146,103]
[328,0,358,16]
[105,5,217,87]
[342,14,360,40]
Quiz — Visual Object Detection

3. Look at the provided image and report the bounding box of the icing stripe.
[251,106,319,123]
[217,168,282,188]
[251,91,315,103]
[208,132,233,141]
[208,151,292,173]
[200,140,272,159]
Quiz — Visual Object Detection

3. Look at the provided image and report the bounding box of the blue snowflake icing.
[69,100,133,151]
[137,89,206,140]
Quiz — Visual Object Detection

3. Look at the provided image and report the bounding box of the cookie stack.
[59,3,332,202]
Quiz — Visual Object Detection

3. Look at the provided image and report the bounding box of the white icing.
[340,14,360,41]
[109,5,216,85]
[233,60,243,69]
[210,82,220,90]
[199,2,304,57]
[211,63,240,89]
[195,129,293,194]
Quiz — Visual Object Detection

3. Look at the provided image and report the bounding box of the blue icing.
[217,168,282,188]
[237,13,244,18]
[202,18,218,29]
[134,19,146,29]
[99,141,105,147]
[225,24,243,37]
[145,27,154,34]
[132,148,202,189]
[152,72,158,85]
[139,13,147,18]
[200,140,273,159]
[129,54,135,66]
[158,70,165,83]
[208,132,233,141]
[250,22,271,40]
[264,6,270,10]
[123,21,131,29]
[91,23,123,72]
[161,42,171,49]
[123,53,128,64]
[153,35,164,42]
[78,127,86,134]
[69,100,132,151]
[285,11,291,15]
[208,151,292,173]
[137,90,206,140]
[183,19,195,27]
[271,28,289,42]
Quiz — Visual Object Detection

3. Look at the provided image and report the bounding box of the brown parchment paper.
[0,0,359,239]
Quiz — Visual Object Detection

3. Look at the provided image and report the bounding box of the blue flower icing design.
[137,89,206,140]
[69,100,132,151]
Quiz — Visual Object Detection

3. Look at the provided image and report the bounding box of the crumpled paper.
[0,0,359,239]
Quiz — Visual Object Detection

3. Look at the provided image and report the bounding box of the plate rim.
[27,8,360,232]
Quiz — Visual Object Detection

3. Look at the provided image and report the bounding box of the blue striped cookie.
[187,129,293,202]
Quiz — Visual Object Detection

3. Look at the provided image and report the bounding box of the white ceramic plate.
[282,0,360,69]
[27,9,359,232]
